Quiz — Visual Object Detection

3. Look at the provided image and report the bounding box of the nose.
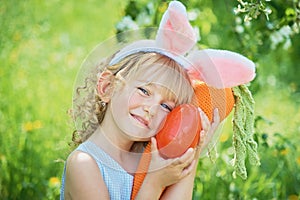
[144,104,159,117]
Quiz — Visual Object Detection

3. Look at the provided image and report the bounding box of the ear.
[186,49,256,88]
[156,1,197,55]
[97,70,114,102]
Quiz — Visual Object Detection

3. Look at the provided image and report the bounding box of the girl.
[60,1,257,199]
[60,51,218,199]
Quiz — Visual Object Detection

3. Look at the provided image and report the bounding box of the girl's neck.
[90,126,133,153]
[89,127,141,174]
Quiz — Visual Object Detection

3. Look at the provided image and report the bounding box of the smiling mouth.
[130,114,149,128]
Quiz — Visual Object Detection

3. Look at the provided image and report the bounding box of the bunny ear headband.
[110,1,260,179]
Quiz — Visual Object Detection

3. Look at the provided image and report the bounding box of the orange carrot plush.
[107,1,259,199]
[192,81,235,122]
[155,82,235,159]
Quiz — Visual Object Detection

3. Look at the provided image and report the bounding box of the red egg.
[156,104,201,158]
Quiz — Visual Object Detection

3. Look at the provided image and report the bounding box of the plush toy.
[109,1,260,199]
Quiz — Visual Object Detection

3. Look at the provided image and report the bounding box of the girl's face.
[110,78,176,141]
[103,53,193,142]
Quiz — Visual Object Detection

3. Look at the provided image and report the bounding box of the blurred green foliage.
[0,0,299,199]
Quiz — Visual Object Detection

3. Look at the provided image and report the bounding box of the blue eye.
[161,103,172,112]
[138,87,149,96]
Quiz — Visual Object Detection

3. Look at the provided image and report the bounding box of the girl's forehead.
[131,63,184,82]
[118,59,194,105]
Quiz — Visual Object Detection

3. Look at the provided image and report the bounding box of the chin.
[128,132,153,142]
[128,135,150,142]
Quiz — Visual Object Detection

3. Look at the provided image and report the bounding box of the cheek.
[151,110,168,129]
[110,89,131,115]
[113,86,133,107]
[128,92,144,108]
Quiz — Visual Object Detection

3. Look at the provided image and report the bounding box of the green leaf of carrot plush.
[232,84,261,179]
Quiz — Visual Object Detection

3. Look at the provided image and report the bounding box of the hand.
[146,137,196,189]
[196,108,221,157]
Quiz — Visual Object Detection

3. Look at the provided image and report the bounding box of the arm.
[64,151,110,200]
[160,109,220,200]
[160,158,198,200]
[134,158,197,200]
[135,138,196,200]
[161,108,221,200]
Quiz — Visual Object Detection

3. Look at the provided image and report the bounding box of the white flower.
[283,38,291,50]
[292,23,299,34]
[269,25,293,50]
[136,12,152,26]
[244,14,252,22]
[235,25,244,33]
[270,31,283,49]
[146,2,155,15]
[244,20,251,27]
[264,7,272,15]
[116,16,139,31]
[233,4,243,15]
[267,22,274,29]
[279,25,292,38]
[235,17,242,25]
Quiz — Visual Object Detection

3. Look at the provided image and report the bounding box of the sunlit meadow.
[1,0,299,199]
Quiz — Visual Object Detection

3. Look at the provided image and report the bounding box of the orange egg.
[156,104,201,158]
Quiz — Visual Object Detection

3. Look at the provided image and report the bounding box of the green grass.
[1,0,299,199]
[0,1,127,199]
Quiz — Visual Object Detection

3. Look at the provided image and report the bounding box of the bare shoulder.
[64,150,110,200]
[66,150,97,171]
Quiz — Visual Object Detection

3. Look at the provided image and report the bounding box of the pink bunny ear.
[156,1,197,55]
[186,49,256,88]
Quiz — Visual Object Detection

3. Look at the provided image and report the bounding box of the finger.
[198,107,210,130]
[181,159,196,178]
[212,108,220,125]
[200,130,207,141]
[195,145,202,158]
[198,107,209,123]
[173,148,195,166]
[151,137,158,151]
[198,130,209,151]
[150,137,161,157]
[196,129,204,146]
[197,130,205,146]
